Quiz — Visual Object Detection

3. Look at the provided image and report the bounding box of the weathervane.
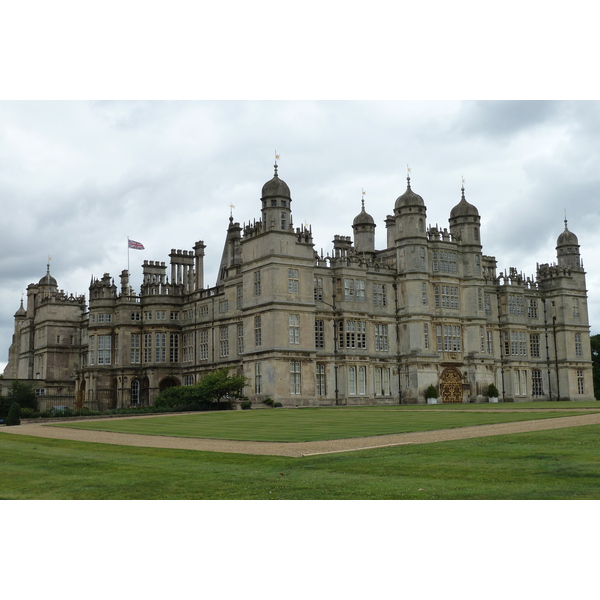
[229,204,235,218]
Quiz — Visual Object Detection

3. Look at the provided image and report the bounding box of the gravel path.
[3,411,600,457]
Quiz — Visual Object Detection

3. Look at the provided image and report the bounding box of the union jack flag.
[128,239,145,250]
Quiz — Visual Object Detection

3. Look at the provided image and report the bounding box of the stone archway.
[440,368,463,404]
[159,376,180,392]
[76,379,86,410]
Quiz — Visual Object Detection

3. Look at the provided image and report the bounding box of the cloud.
[2,101,600,372]
[456,100,563,138]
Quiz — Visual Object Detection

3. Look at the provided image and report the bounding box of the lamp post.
[496,291,506,401]
[320,276,340,405]
[542,297,553,401]
[553,316,561,401]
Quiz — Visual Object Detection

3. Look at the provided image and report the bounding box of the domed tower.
[449,183,481,247]
[38,262,58,290]
[352,194,376,254]
[556,218,582,269]
[392,173,428,274]
[393,173,427,241]
[261,161,292,231]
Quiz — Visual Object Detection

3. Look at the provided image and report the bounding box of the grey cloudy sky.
[1,100,600,372]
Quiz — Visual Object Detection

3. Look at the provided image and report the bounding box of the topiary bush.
[273,402,282,408]
[6,402,21,426]
[424,384,438,399]
[488,383,500,398]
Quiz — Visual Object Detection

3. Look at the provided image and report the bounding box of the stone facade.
[1,165,594,407]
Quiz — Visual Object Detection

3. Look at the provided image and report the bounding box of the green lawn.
[362,400,600,410]
[49,407,597,442]
[2,425,600,499]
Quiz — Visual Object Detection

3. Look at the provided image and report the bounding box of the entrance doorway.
[440,368,463,403]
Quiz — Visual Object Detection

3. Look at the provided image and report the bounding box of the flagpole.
[127,237,130,274]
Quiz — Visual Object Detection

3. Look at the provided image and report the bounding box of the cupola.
[394,175,425,212]
[556,217,581,269]
[261,160,292,231]
[352,194,376,254]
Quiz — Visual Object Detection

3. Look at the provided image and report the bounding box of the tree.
[195,368,248,404]
[1,382,37,419]
[9,381,37,411]
[591,334,600,400]
[154,368,248,410]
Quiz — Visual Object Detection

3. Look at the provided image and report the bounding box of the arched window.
[131,379,140,406]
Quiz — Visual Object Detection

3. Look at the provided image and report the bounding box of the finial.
[407,165,411,188]
[564,209,568,230]
[461,175,466,199]
[361,188,366,211]
[229,203,235,218]
[274,151,280,177]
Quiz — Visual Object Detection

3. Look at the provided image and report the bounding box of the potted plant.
[424,384,438,405]
[487,383,499,403]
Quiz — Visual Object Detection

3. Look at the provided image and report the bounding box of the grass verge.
[51,407,598,442]
[1,425,600,499]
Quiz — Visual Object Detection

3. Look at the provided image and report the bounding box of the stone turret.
[556,218,582,270]
[449,183,481,247]
[352,195,376,254]
[394,174,427,241]
[261,161,292,232]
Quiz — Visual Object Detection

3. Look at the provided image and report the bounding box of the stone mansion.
[1,164,594,408]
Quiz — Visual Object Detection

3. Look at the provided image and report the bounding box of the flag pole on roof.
[127,237,145,273]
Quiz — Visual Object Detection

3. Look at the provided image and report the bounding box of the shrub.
[20,407,39,419]
[6,402,21,426]
[51,407,73,417]
[240,400,252,410]
[488,383,500,398]
[263,397,274,406]
[0,396,14,419]
[273,402,283,408]
[424,384,438,399]
[154,368,248,411]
